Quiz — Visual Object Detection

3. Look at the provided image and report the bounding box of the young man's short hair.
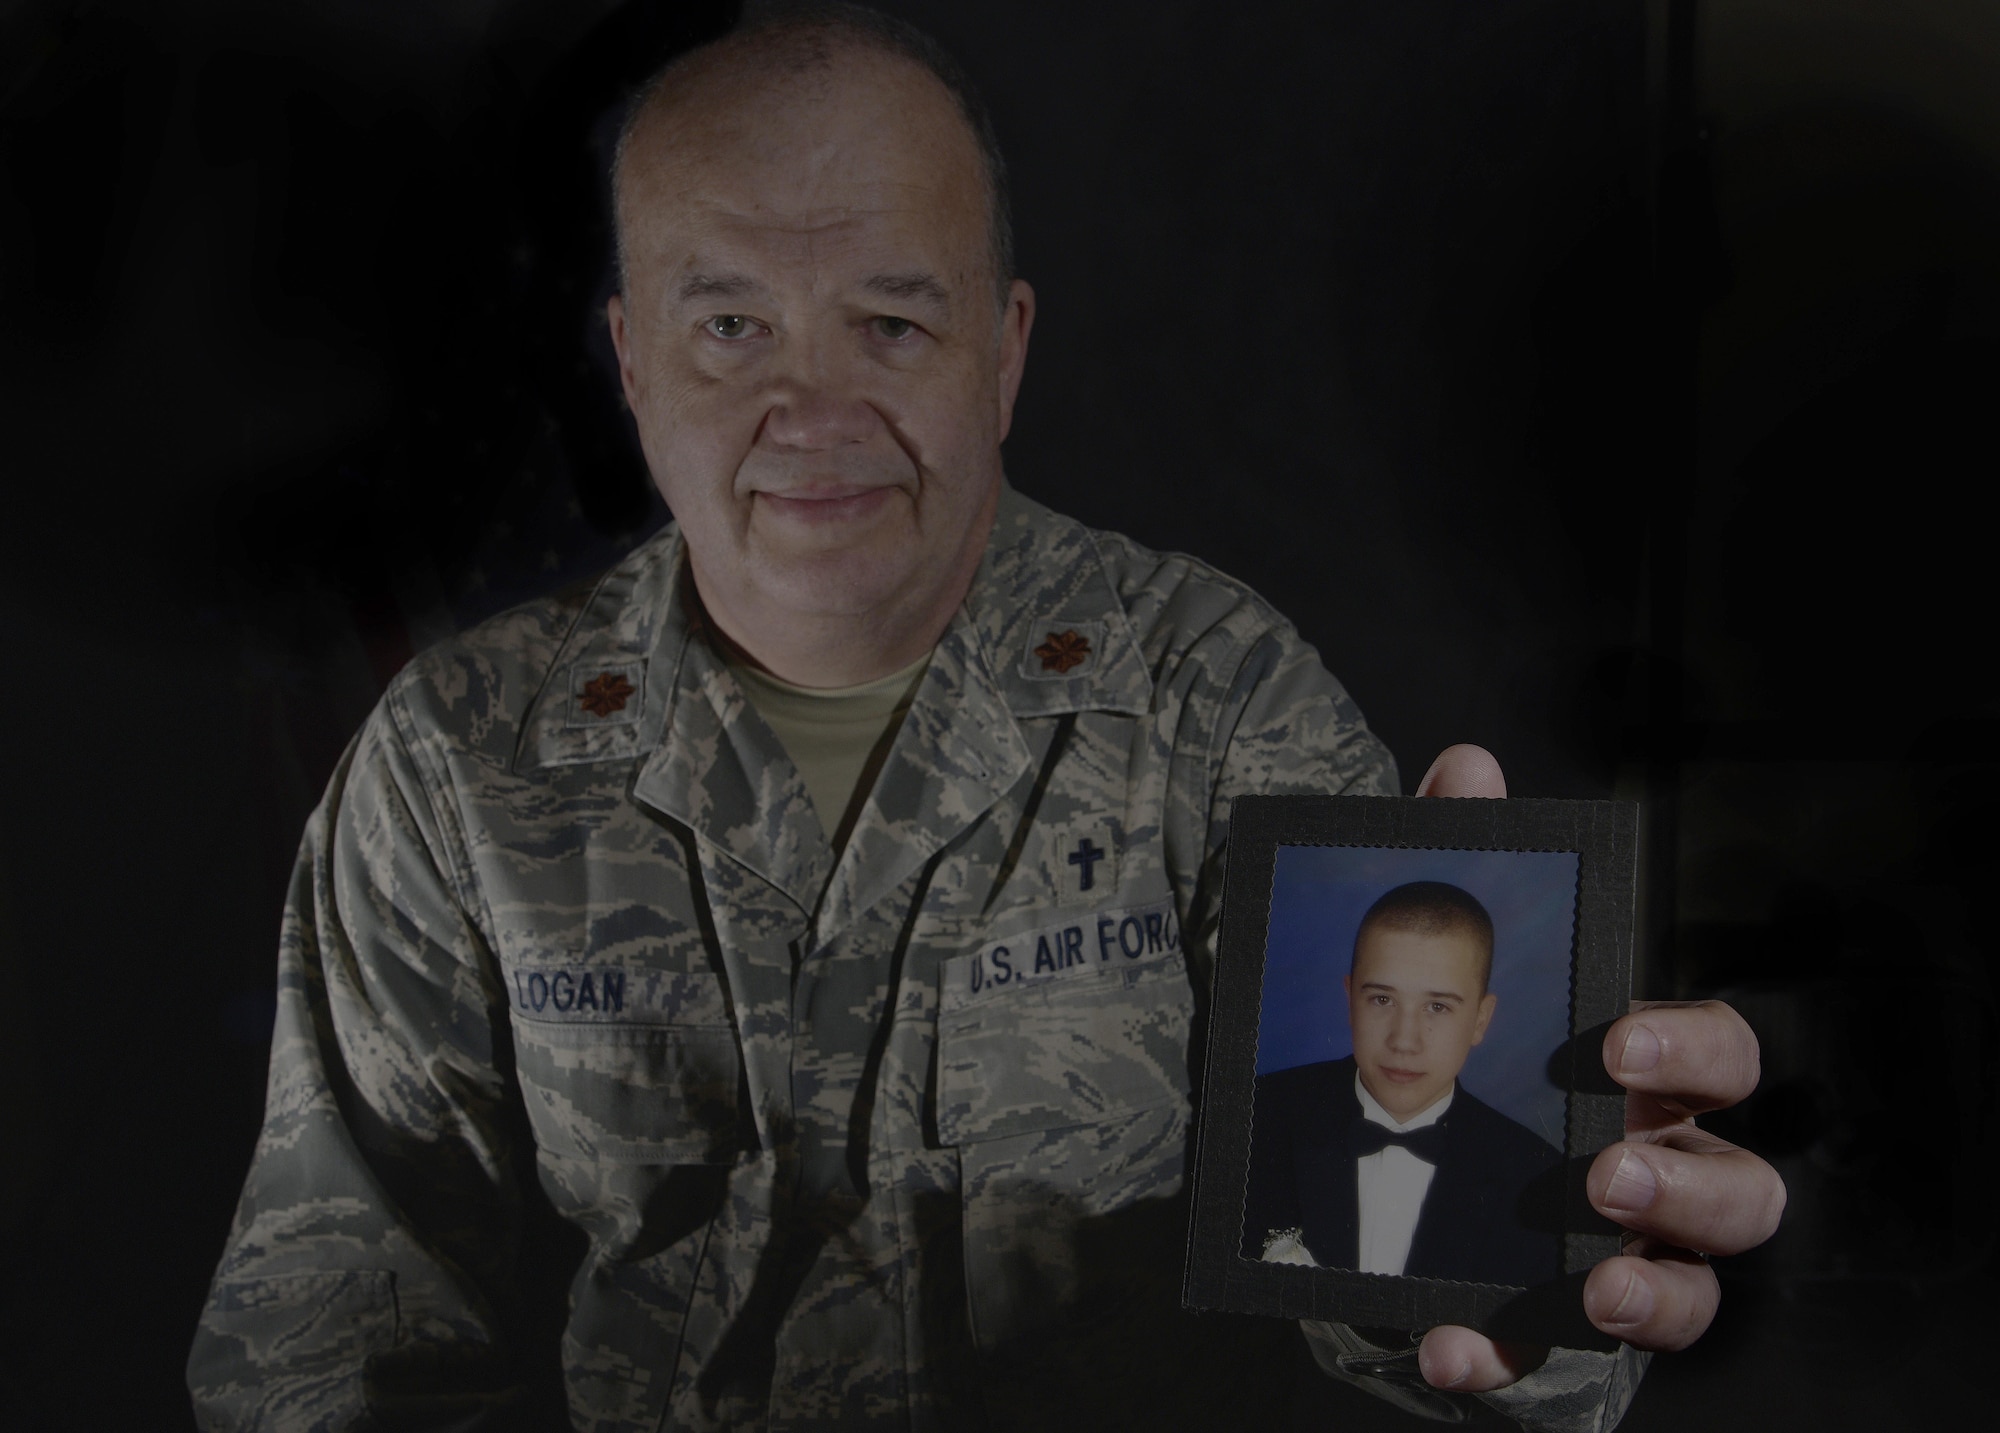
[1352,880,1495,993]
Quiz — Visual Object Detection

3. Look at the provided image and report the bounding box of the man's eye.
[707,315,753,339]
[873,315,916,340]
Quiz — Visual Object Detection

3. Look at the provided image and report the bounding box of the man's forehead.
[1354,926,1482,982]
[622,44,980,214]
[657,180,955,239]
[641,195,969,301]
[612,29,1007,306]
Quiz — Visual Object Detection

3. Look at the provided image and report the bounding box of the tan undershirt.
[731,652,931,852]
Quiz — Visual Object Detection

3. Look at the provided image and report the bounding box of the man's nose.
[1386,1011,1420,1053]
[761,358,881,451]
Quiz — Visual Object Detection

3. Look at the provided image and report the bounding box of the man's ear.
[1342,973,1352,1002]
[608,294,641,413]
[1470,991,1498,1046]
[995,277,1035,441]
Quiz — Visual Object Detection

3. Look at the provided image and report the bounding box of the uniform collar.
[959,483,1153,721]
[505,526,828,905]
[820,485,1154,935]
[511,523,687,775]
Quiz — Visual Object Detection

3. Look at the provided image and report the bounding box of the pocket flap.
[936,939,1191,1146]
[514,1016,743,1165]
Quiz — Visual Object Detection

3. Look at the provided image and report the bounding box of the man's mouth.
[754,484,896,524]
[1376,1066,1425,1084]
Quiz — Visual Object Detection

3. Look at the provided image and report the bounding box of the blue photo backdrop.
[1254,844,1578,1150]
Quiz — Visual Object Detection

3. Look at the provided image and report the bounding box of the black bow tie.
[1350,1120,1448,1164]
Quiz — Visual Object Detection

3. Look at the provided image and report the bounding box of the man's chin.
[749,554,924,623]
[1361,1068,1442,1118]
[746,502,915,574]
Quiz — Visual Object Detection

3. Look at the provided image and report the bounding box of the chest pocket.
[508,966,742,1165]
[938,902,1196,1366]
[935,902,1193,1146]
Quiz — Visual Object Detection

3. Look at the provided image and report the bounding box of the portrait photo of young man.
[1243,873,1568,1288]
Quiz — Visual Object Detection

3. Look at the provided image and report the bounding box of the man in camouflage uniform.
[189,8,1783,1430]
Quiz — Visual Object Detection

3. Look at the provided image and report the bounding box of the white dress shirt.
[1354,1073,1454,1276]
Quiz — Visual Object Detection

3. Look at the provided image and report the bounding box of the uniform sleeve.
[1174,618,1397,993]
[187,692,538,1431]
[1184,620,1650,1433]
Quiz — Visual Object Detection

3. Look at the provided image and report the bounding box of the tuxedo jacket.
[1241,1056,1562,1287]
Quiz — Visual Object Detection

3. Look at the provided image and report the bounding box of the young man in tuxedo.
[1244,880,1561,1287]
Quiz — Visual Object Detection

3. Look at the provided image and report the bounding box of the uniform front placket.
[766,614,1032,1426]
[629,624,826,1425]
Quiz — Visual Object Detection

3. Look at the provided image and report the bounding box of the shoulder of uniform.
[990,488,1301,682]
[996,490,1395,795]
[1084,521,1296,652]
[382,526,681,767]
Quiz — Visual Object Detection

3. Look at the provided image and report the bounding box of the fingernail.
[1618,1023,1661,1075]
[1601,1270,1657,1330]
[1602,1149,1658,1214]
[1421,1349,1472,1389]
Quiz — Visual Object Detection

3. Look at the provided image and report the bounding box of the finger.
[1588,1137,1787,1255]
[1415,743,1507,798]
[1603,1000,1761,1116]
[1582,1247,1719,1351]
[1417,1325,1548,1392]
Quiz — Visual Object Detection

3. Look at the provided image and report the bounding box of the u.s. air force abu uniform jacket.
[190,488,1642,1431]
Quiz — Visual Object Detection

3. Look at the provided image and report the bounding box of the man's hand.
[1407,745,1786,1393]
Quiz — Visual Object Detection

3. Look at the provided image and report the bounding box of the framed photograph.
[1184,795,1638,1347]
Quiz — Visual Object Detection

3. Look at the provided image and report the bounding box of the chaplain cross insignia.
[1067,836,1106,892]
[578,672,636,718]
[1034,629,1092,674]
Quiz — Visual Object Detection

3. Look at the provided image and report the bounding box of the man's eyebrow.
[1358,981,1464,1001]
[863,271,951,306]
[676,272,764,303]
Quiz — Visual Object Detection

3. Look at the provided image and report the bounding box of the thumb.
[1415,743,1507,798]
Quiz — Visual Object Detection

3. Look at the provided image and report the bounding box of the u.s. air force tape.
[939,899,1182,1013]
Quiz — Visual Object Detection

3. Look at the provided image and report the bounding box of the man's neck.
[1355,1072,1455,1131]
[700,597,955,688]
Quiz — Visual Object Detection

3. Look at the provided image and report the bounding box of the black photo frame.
[1184,795,1638,1347]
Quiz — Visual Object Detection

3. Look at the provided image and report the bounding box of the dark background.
[2,0,1993,1427]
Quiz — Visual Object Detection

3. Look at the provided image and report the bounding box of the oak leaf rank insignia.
[1034,629,1092,674]
[578,672,636,718]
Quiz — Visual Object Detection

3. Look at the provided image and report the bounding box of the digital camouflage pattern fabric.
[190,488,1644,1430]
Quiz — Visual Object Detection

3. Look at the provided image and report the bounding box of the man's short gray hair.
[612,2,1015,307]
